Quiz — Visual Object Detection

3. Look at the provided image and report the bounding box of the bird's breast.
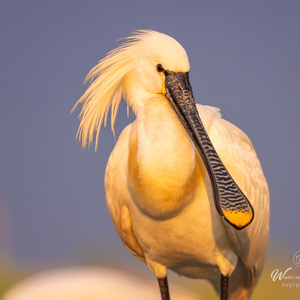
[127,110,199,219]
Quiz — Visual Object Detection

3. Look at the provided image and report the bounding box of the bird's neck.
[137,97,195,169]
[128,96,198,218]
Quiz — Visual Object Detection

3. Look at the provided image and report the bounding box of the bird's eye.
[156,64,164,73]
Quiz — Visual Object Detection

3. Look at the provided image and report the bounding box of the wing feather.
[105,123,146,263]
[197,104,270,297]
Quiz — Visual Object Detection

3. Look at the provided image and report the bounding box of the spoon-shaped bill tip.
[222,207,254,230]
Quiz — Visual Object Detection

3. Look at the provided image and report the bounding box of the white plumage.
[72,30,269,299]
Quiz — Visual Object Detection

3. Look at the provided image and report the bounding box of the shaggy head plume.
[71,30,165,151]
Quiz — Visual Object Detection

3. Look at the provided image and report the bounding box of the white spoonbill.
[72,30,269,300]
[3,267,197,300]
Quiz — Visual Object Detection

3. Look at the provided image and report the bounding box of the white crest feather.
[71,30,156,150]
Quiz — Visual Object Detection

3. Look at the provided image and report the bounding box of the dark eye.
[156,64,164,72]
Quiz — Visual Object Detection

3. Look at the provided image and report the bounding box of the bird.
[71,30,270,300]
[3,267,197,300]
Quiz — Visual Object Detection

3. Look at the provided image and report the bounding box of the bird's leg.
[220,274,229,300]
[157,276,170,300]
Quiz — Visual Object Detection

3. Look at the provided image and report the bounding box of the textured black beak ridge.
[164,71,254,230]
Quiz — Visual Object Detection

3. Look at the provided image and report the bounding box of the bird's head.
[124,31,190,101]
[71,30,191,150]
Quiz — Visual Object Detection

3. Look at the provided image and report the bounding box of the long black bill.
[163,70,254,230]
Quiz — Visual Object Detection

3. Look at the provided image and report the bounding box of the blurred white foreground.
[3,267,198,300]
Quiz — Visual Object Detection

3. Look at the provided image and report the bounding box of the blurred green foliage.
[0,262,17,298]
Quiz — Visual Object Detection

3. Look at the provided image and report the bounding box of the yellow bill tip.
[222,208,253,229]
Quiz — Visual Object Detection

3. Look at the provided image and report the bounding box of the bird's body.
[72,30,269,300]
[105,103,268,299]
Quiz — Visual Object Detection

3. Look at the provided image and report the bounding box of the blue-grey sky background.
[0,0,299,271]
